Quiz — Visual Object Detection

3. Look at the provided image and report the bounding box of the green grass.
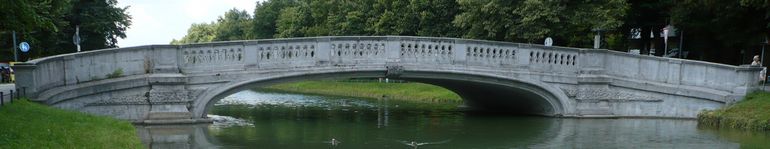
[698,91,770,131]
[264,80,462,102]
[0,99,144,148]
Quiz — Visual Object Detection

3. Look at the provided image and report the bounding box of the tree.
[0,0,69,32]
[621,0,671,55]
[253,0,297,39]
[558,0,628,48]
[511,0,563,43]
[671,0,770,64]
[0,0,131,61]
[214,8,253,41]
[275,4,311,38]
[453,0,518,41]
[0,0,70,61]
[69,0,132,50]
[369,0,421,35]
[454,0,627,47]
[321,0,373,36]
[412,0,462,37]
[739,0,770,30]
[171,22,218,44]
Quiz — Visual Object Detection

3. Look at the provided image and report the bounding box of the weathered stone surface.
[12,36,764,123]
[575,88,663,102]
[86,95,148,106]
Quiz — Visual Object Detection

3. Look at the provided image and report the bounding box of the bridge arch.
[191,70,574,118]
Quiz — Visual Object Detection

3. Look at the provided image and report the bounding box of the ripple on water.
[215,89,376,108]
[207,114,253,128]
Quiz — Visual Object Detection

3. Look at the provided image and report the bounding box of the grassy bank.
[0,99,143,148]
[698,91,770,131]
[264,80,462,102]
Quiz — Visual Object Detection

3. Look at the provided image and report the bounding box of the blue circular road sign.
[19,42,30,52]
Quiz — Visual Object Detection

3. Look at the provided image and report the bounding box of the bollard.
[9,90,13,103]
[15,88,19,100]
[22,87,26,97]
[1,92,3,106]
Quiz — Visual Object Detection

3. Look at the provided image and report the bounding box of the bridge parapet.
[579,49,760,96]
[13,46,171,97]
[172,36,587,75]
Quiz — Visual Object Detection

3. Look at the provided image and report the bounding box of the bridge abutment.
[142,74,202,124]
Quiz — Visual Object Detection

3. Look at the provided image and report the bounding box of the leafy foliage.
[171,8,253,44]
[0,0,131,61]
[672,0,770,64]
[70,0,132,49]
[215,9,254,41]
[253,0,297,39]
[174,0,770,65]
[106,68,123,79]
[170,23,218,44]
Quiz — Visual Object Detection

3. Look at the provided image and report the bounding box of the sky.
[116,0,264,47]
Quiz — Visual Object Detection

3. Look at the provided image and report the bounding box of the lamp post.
[762,39,768,90]
[762,41,767,66]
[12,31,17,62]
[679,29,684,59]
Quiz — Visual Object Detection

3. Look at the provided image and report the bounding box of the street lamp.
[12,31,17,62]
[762,40,767,66]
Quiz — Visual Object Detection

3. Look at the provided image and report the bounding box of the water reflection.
[137,89,765,148]
[377,97,389,128]
[135,124,218,149]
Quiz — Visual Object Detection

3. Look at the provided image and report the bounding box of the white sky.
[116,0,264,47]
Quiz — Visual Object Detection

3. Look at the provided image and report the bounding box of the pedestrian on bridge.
[752,55,767,81]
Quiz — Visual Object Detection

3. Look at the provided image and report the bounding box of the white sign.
[544,37,553,46]
[19,42,30,53]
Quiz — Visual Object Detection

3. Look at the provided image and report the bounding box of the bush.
[106,68,124,78]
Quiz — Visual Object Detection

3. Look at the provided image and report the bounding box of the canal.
[137,89,770,148]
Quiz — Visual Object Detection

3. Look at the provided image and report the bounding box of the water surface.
[138,89,770,148]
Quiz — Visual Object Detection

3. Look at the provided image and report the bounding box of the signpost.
[19,42,30,53]
[544,37,553,46]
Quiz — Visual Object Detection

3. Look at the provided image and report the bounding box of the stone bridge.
[12,36,762,124]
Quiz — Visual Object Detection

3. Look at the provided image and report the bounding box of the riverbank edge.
[263,80,462,103]
[0,99,144,148]
[697,91,770,131]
